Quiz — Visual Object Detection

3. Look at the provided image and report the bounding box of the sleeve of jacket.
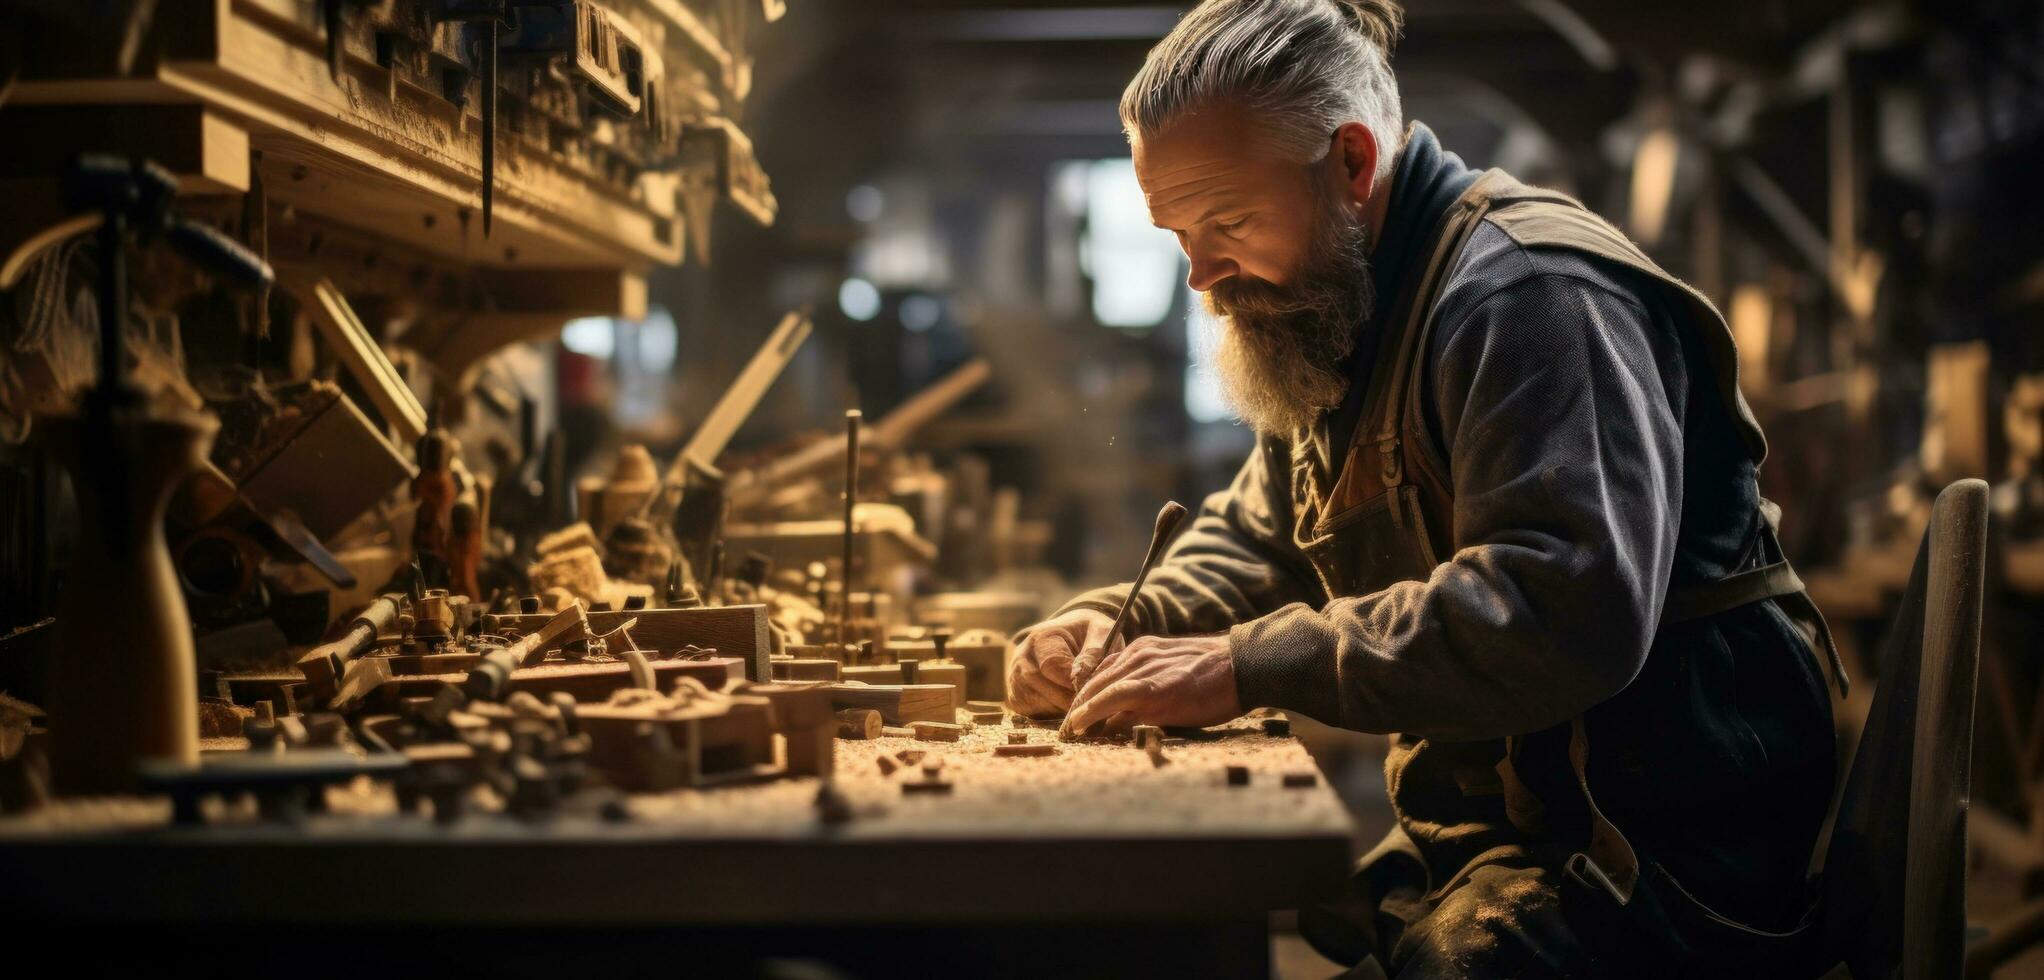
[1229,271,1686,741]
[1052,436,1326,637]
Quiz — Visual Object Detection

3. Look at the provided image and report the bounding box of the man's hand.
[1063,633,1242,736]
[1005,608,1117,718]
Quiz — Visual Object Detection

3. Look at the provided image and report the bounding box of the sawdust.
[0,721,1353,842]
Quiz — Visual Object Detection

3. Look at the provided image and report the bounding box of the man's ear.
[1332,122,1380,207]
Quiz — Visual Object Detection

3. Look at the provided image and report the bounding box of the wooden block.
[839,663,903,685]
[772,658,841,682]
[745,683,837,729]
[835,708,881,740]
[891,640,1013,702]
[1226,765,1250,787]
[993,743,1056,758]
[825,684,954,725]
[1282,772,1317,788]
[910,721,964,743]
[787,724,834,779]
[1005,730,1029,745]
[901,779,952,795]
[235,385,412,539]
[919,663,967,708]
[1133,725,1163,751]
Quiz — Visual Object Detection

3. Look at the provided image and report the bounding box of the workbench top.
[0,720,1358,925]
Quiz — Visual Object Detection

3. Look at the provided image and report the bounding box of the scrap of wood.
[910,721,964,743]
[993,743,1056,758]
[835,709,881,740]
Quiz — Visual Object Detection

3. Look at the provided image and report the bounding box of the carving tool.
[839,409,862,650]
[294,593,405,705]
[1069,499,1188,697]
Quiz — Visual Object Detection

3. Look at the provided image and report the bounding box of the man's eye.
[1216,217,1248,234]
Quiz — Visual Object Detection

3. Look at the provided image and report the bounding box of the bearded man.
[1005,1,1846,975]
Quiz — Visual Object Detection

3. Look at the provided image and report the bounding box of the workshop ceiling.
[739,0,1874,230]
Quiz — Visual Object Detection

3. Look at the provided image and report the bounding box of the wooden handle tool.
[1072,500,1188,695]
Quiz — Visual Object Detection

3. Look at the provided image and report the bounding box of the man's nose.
[1186,248,1238,292]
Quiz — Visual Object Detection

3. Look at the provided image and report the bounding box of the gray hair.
[1121,0,1407,185]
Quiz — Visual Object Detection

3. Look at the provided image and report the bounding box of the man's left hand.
[1063,633,1242,735]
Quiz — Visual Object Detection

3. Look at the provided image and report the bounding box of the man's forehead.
[1133,107,1295,221]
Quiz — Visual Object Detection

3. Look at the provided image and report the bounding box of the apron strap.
[1659,504,1850,699]
[1565,715,1645,904]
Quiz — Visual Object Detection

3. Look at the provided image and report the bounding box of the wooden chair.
[1818,478,1988,979]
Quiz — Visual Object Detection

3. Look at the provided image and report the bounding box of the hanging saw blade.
[325,0,345,80]
[481,16,497,237]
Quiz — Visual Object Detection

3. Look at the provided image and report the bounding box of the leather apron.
[1292,170,1848,964]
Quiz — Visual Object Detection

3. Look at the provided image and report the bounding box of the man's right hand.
[1005,607,1117,718]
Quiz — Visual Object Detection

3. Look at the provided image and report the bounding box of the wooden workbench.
[0,719,1356,977]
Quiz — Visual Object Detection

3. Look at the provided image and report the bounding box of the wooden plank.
[677,311,812,472]
[485,605,771,683]
[473,268,649,319]
[374,657,745,707]
[286,276,428,443]
[840,662,966,707]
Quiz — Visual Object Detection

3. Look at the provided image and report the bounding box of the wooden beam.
[419,265,647,392]
[0,105,249,195]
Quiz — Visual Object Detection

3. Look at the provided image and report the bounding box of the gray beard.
[1202,206,1375,438]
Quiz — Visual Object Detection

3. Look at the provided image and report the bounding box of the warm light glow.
[1728,284,1772,392]
[1630,127,1679,246]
